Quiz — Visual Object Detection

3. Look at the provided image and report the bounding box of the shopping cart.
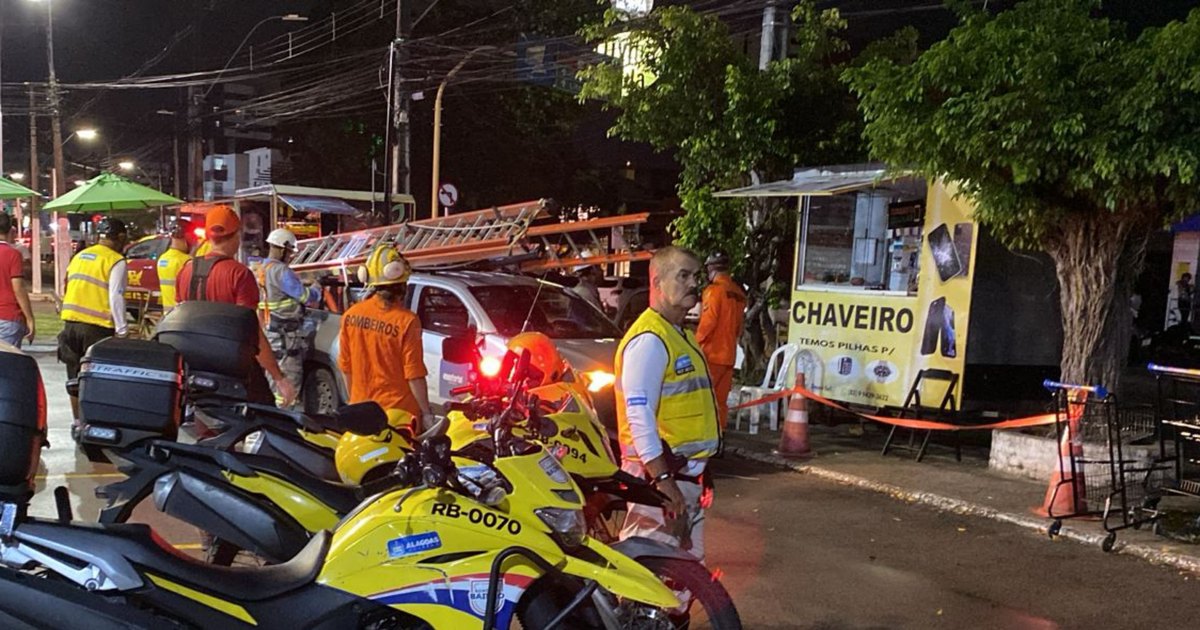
[1043,380,1167,551]
[1151,364,1200,503]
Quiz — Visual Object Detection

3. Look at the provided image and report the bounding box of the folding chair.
[736,343,799,434]
[881,368,960,462]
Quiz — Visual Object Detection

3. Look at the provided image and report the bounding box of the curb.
[728,446,1200,576]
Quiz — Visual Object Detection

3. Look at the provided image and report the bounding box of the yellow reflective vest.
[616,308,721,462]
[157,247,192,309]
[62,244,124,329]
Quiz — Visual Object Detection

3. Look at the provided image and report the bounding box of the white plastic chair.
[735,343,799,434]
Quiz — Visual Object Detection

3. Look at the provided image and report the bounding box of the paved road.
[30,353,1200,629]
[704,456,1200,630]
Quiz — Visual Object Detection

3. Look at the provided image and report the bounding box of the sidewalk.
[725,419,1200,574]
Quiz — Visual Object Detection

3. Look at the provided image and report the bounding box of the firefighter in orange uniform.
[696,251,745,433]
[338,245,432,432]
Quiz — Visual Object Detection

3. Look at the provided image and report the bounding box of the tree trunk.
[737,199,788,379]
[1045,211,1150,393]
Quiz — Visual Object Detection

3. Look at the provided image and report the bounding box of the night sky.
[2,0,1200,197]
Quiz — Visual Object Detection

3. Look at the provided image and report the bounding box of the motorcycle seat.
[17,519,329,601]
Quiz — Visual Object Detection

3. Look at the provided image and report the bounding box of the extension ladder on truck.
[289,198,653,275]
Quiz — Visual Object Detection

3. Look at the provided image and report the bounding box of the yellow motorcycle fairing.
[297,428,340,451]
[333,409,415,485]
[319,451,678,626]
[447,380,620,480]
[223,470,341,533]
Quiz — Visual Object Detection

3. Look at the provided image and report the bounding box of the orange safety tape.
[732,384,1058,432]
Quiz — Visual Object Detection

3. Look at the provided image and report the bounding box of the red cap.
[205,205,241,238]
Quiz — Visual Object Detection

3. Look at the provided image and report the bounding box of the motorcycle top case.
[154,301,259,379]
[78,338,183,448]
[0,348,46,503]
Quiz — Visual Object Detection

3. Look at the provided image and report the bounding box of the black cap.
[96,218,128,239]
[705,251,730,267]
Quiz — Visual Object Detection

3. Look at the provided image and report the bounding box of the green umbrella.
[42,172,181,212]
[0,176,39,200]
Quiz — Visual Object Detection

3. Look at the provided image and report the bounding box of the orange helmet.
[506,332,566,386]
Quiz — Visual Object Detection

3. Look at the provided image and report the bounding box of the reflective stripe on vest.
[257,259,303,320]
[615,308,721,462]
[62,244,123,329]
[157,248,191,309]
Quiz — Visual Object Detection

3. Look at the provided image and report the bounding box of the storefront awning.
[713,164,911,198]
[279,195,360,216]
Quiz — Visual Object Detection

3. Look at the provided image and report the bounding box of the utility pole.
[390,0,411,221]
[1,22,5,179]
[28,87,41,294]
[172,131,182,199]
[759,0,787,70]
[187,86,202,200]
[45,0,65,198]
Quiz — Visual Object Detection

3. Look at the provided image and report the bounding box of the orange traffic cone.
[1036,391,1088,518]
[774,375,813,459]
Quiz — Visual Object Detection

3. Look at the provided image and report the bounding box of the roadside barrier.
[732,382,1057,432]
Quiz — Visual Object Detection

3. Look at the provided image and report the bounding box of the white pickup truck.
[302,270,622,425]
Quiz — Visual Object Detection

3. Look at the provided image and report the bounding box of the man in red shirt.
[176,205,297,406]
[0,213,33,348]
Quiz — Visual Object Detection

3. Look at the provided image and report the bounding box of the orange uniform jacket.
[337,295,428,416]
[696,272,746,366]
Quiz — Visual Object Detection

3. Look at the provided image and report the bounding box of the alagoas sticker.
[387,531,442,558]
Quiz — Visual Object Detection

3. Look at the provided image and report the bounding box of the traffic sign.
[438,183,459,208]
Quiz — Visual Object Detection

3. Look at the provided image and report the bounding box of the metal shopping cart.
[1151,364,1200,506]
[1043,380,1168,551]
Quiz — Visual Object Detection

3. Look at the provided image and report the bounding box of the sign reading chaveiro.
[788,292,918,406]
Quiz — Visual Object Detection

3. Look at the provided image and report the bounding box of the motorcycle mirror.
[336,401,389,436]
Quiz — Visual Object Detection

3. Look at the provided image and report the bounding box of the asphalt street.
[30,354,1200,629]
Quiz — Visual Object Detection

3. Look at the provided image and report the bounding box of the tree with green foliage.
[579,2,911,371]
[844,0,1200,390]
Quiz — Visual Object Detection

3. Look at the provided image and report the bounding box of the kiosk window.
[799,193,890,290]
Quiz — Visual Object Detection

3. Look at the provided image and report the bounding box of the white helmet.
[266,228,298,251]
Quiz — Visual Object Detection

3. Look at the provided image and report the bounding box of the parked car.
[304,270,623,427]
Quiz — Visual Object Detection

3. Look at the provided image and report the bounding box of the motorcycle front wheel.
[516,559,741,630]
[638,557,741,630]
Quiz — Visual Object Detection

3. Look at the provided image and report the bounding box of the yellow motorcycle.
[339,336,740,629]
[16,339,685,629]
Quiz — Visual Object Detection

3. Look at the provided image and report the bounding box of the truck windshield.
[471,285,622,339]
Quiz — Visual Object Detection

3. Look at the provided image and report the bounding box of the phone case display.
[953,223,974,277]
[919,297,957,358]
[927,223,962,282]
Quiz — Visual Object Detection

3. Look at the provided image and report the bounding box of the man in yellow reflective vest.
[59,218,130,434]
[257,228,320,405]
[156,220,193,312]
[615,246,721,562]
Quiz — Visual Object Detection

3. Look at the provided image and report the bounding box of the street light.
[203,14,310,99]
[74,128,98,141]
[118,160,135,172]
[9,173,24,182]
[430,45,495,219]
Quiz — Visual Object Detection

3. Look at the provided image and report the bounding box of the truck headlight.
[535,507,586,547]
